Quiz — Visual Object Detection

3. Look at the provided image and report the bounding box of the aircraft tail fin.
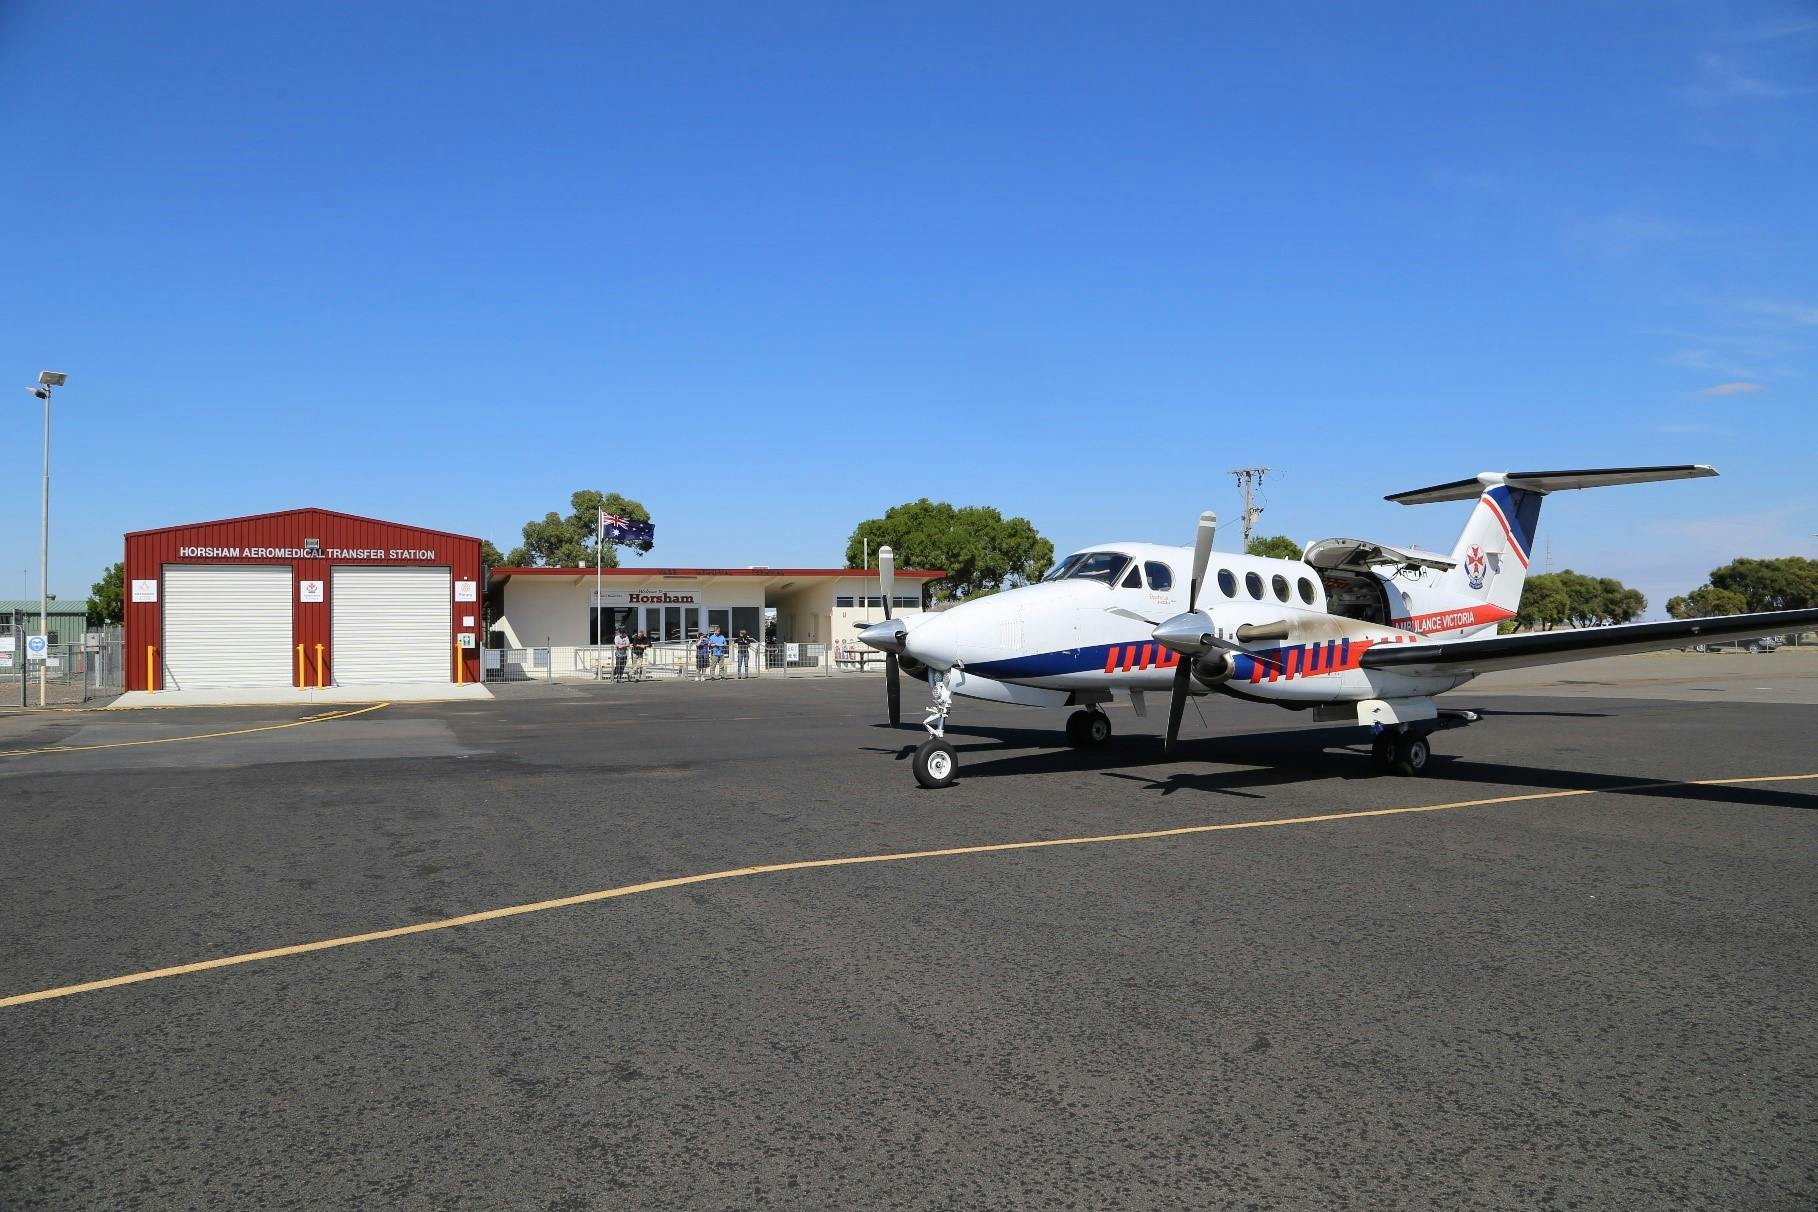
[1387,465,1717,618]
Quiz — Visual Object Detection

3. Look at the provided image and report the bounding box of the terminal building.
[486,565,945,652]
[124,509,484,691]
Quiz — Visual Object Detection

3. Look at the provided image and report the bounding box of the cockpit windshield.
[1045,551,1131,586]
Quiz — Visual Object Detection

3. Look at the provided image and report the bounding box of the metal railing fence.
[479,638,900,683]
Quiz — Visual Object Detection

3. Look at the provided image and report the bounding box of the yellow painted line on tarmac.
[3,770,1815,1010]
[0,702,391,760]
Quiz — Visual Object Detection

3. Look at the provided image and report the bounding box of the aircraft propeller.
[879,545,901,726]
[1154,511,1218,754]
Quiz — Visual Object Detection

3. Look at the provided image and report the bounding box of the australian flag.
[600,509,655,550]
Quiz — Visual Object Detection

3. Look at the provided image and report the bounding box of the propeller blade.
[1188,511,1217,611]
[886,653,901,726]
[1106,606,1162,627]
[878,545,897,621]
[1164,656,1193,754]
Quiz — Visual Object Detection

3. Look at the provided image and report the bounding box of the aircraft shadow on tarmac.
[864,722,1816,813]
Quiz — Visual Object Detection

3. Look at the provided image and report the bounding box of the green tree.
[479,539,506,568]
[1245,534,1302,560]
[1513,573,1570,631]
[846,499,1053,601]
[503,491,652,568]
[1666,585,1746,619]
[86,562,124,627]
[1707,556,1818,613]
[1514,570,1644,630]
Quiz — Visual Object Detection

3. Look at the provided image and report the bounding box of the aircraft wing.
[1359,608,1818,675]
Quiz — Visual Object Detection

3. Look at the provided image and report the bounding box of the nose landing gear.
[913,671,960,789]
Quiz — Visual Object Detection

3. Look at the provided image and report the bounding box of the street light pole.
[29,371,68,709]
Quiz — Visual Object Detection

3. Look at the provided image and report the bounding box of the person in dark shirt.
[734,629,756,679]
[629,630,650,681]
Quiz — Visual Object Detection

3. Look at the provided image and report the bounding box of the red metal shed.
[124,509,483,691]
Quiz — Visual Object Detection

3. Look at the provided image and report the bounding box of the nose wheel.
[913,737,958,789]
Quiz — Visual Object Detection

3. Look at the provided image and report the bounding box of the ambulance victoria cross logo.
[1465,544,1487,591]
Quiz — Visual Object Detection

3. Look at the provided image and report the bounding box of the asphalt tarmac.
[2,660,1815,1210]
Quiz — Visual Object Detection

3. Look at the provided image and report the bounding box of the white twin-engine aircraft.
[859,465,1818,789]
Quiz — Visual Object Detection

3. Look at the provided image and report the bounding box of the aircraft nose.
[901,611,960,670]
[857,619,907,655]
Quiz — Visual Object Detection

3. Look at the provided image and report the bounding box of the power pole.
[1229,467,1272,550]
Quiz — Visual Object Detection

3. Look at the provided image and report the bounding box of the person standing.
[694,631,711,681]
[629,629,650,681]
[708,626,729,680]
[734,628,755,679]
[612,627,630,683]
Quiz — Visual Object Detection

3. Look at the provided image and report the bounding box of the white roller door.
[163,565,294,690]
[331,566,451,684]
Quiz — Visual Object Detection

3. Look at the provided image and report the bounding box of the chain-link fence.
[0,625,124,706]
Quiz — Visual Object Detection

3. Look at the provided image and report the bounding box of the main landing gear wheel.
[1065,709,1112,748]
[1391,733,1430,777]
[913,737,958,789]
[1370,730,1432,776]
[1370,735,1396,774]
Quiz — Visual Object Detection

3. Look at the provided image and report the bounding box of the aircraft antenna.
[1229,466,1272,550]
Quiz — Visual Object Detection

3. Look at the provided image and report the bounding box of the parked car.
[1691,636,1782,654]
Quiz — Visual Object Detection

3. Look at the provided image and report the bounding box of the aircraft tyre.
[1065,709,1112,748]
[1369,735,1396,773]
[913,737,958,789]
[1391,733,1431,777]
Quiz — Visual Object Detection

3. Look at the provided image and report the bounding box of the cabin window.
[1271,574,1290,602]
[1297,577,1317,605]
[1144,562,1173,592]
[1245,572,1264,599]
[1217,569,1237,598]
[1121,566,1141,589]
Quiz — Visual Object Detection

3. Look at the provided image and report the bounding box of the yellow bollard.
[147,645,156,692]
[297,644,305,688]
[315,643,325,690]
[455,641,463,685]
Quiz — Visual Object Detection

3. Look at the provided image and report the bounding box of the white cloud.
[1698,381,1763,396]
[1682,53,1807,103]
[1734,298,1818,328]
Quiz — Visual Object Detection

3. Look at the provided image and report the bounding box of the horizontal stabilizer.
[1360,608,1818,674]
[1387,464,1717,505]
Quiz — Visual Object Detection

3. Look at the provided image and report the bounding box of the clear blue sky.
[3,2,1813,613]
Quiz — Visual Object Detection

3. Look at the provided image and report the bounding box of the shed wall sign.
[592,589,701,606]
[176,546,439,560]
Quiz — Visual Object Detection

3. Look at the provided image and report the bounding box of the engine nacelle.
[1193,652,1236,688]
[898,653,930,682]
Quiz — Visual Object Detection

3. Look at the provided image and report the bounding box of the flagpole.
[596,506,603,654]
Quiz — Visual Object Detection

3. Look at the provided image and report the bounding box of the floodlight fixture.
[37,371,67,387]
